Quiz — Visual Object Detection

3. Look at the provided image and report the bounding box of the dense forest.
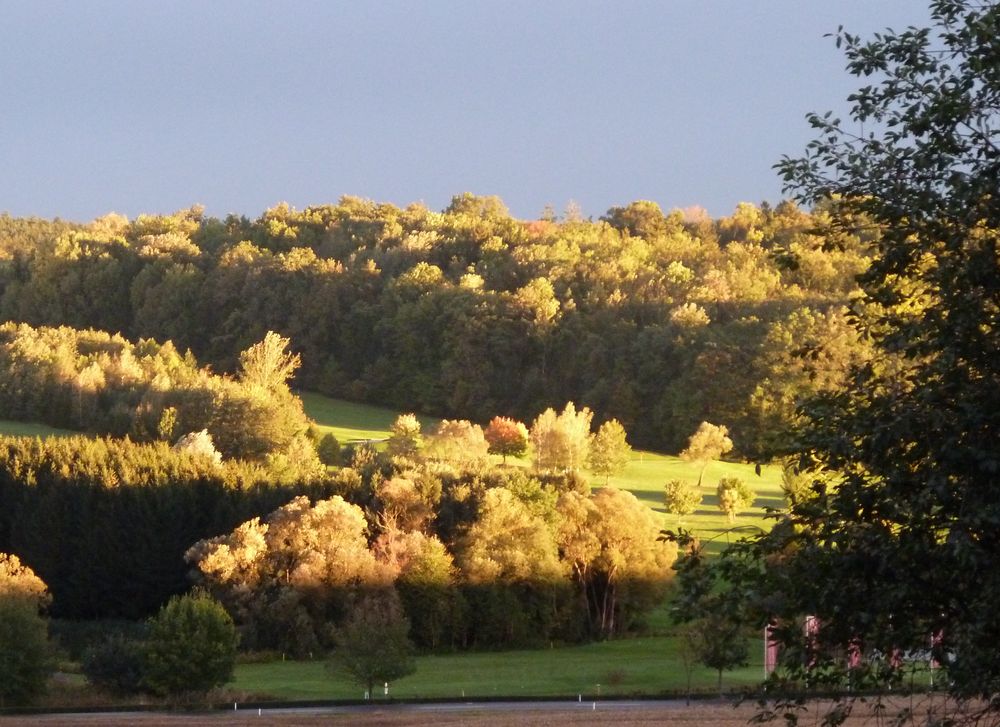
[0,196,872,458]
[0,195,872,654]
[0,432,673,652]
[0,195,874,655]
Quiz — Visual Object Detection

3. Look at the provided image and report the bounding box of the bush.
[0,596,53,706]
[50,619,147,661]
[82,634,146,695]
[664,479,702,517]
[143,592,237,696]
[316,433,341,466]
[715,477,755,522]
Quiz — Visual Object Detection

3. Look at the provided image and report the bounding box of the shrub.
[143,592,237,696]
[664,479,702,517]
[715,477,755,522]
[316,433,341,466]
[0,596,53,706]
[82,634,146,695]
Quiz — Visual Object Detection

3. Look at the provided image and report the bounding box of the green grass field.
[597,453,783,555]
[0,419,79,438]
[232,635,768,700]
[299,391,439,444]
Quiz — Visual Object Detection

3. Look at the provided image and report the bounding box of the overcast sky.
[1,1,929,222]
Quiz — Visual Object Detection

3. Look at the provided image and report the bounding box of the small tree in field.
[664,480,702,521]
[587,419,631,484]
[680,422,733,488]
[716,477,755,523]
[483,416,529,463]
[143,592,237,696]
[687,615,749,694]
[330,594,416,698]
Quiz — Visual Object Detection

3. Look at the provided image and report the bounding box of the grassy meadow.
[299,391,439,444]
[0,419,79,438]
[233,635,768,701]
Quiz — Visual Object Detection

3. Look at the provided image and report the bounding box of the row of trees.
[663,476,756,523]
[186,482,675,655]
[386,402,631,481]
[0,423,675,646]
[0,194,871,457]
[0,323,313,462]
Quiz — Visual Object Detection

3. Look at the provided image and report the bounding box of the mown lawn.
[232,635,767,701]
[600,453,784,556]
[299,391,438,444]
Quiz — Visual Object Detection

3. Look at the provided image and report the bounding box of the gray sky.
[1,1,928,222]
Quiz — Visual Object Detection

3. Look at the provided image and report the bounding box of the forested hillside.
[0,323,311,460]
[0,196,872,458]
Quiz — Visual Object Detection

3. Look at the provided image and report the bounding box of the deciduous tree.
[330,594,416,698]
[143,592,237,696]
[186,496,389,655]
[587,419,631,484]
[0,555,52,706]
[0,553,50,608]
[663,479,702,520]
[424,419,489,469]
[387,414,422,461]
[712,0,1000,714]
[483,416,529,464]
[686,615,749,694]
[0,596,52,706]
[715,477,754,523]
[237,331,301,396]
[680,422,733,487]
[556,488,677,637]
[530,402,593,474]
